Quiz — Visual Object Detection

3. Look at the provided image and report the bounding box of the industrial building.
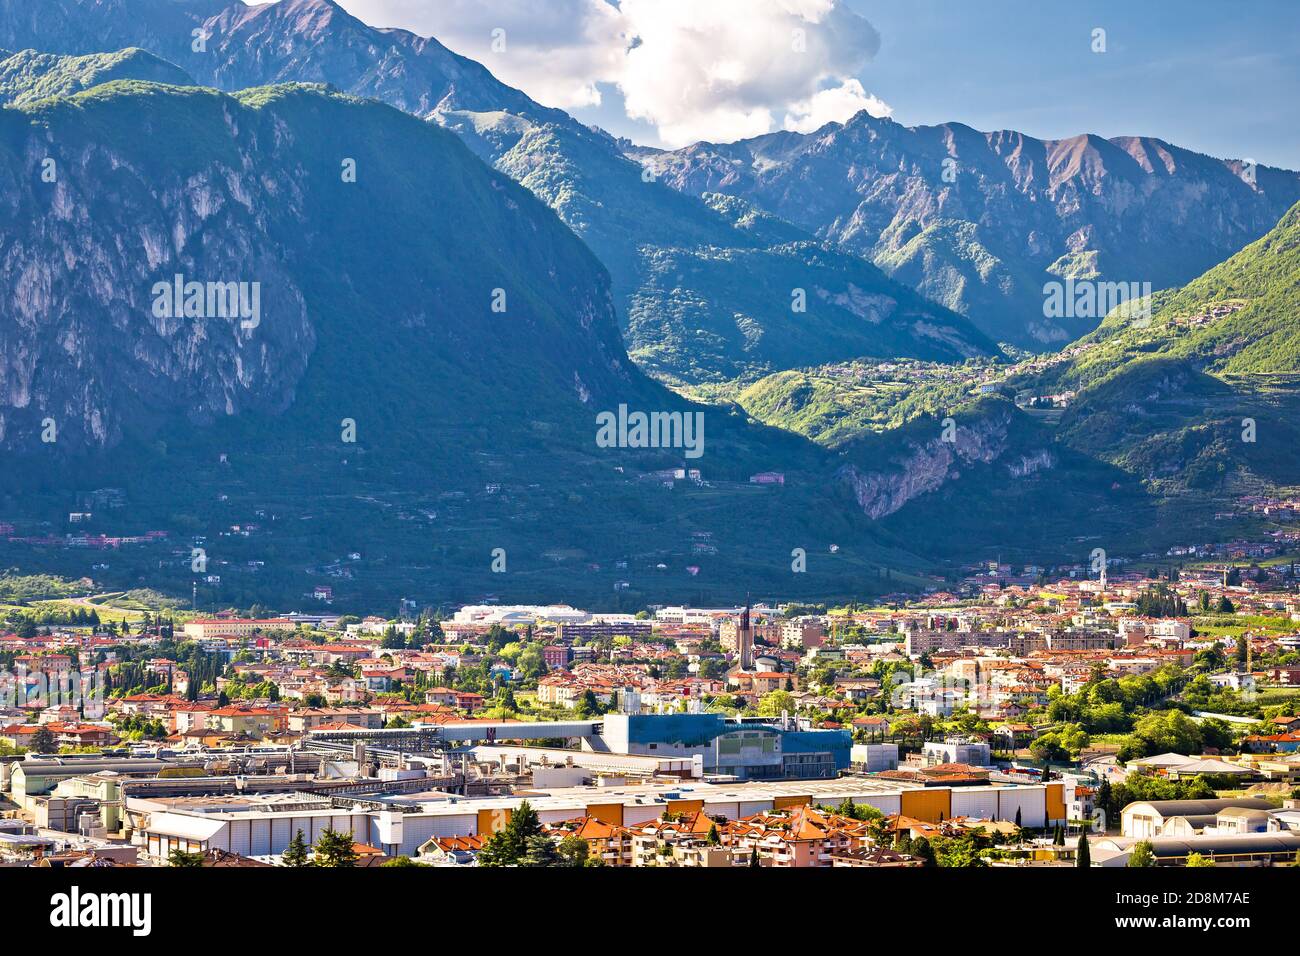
[1120,798,1276,838]
[921,740,993,768]
[1091,832,1300,867]
[129,775,1067,862]
[851,744,900,773]
[303,713,852,783]
[594,714,851,780]
[0,713,1071,866]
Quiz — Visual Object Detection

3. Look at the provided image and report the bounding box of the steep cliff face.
[0,80,639,455]
[0,84,311,452]
[837,413,1018,520]
[0,78,919,607]
[826,398,1145,565]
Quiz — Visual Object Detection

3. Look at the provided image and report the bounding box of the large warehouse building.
[593,714,851,780]
[130,776,1066,861]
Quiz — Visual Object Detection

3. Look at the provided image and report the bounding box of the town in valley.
[4,542,1300,871]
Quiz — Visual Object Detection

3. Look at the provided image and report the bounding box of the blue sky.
[839,0,1300,169]
[576,0,1300,167]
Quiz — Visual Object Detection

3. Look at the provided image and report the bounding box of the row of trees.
[1135,585,1187,618]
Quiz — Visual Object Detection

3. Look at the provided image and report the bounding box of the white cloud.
[784,78,892,134]
[334,0,888,146]
[617,0,884,146]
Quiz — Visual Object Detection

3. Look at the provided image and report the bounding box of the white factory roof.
[132,775,1050,822]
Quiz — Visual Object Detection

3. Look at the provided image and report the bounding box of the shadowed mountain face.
[0,0,997,384]
[0,79,920,607]
[638,112,1300,347]
[0,81,639,456]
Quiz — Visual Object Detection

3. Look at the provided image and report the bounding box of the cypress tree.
[283,829,310,867]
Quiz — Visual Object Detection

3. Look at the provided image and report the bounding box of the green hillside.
[0,47,194,104]
[1038,201,1300,392]
[725,202,1300,562]
[1006,201,1300,499]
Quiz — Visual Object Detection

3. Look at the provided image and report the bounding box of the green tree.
[312,828,358,867]
[32,726,56,753]
[478,800,544,867]
[1030,724,1089,762]
[1127,841,1156,868]
[757,689,797,718]
[1136,585,1187,617]
[1096,779,1114,824]
[912,837,936,867]
[1184,852,1214,868]
[574,690,603,719]
[557,835,590,867]
[282,829,310,867]
[516,644,548,680]
[1076,831,1090,868]
[520,834,560,867]
[1118,710,1205,762]
[933,833,990,867]
[167,848,205,867]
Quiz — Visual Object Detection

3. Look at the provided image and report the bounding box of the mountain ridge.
[640,108,1300,346]
[0,47,194,104]
[0,0,998,384]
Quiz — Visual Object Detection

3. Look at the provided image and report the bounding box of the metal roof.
[1124,832,1300,855]
[1124,798,1273,816]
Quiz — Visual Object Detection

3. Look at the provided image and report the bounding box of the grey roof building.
[1120,797,1275,838]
